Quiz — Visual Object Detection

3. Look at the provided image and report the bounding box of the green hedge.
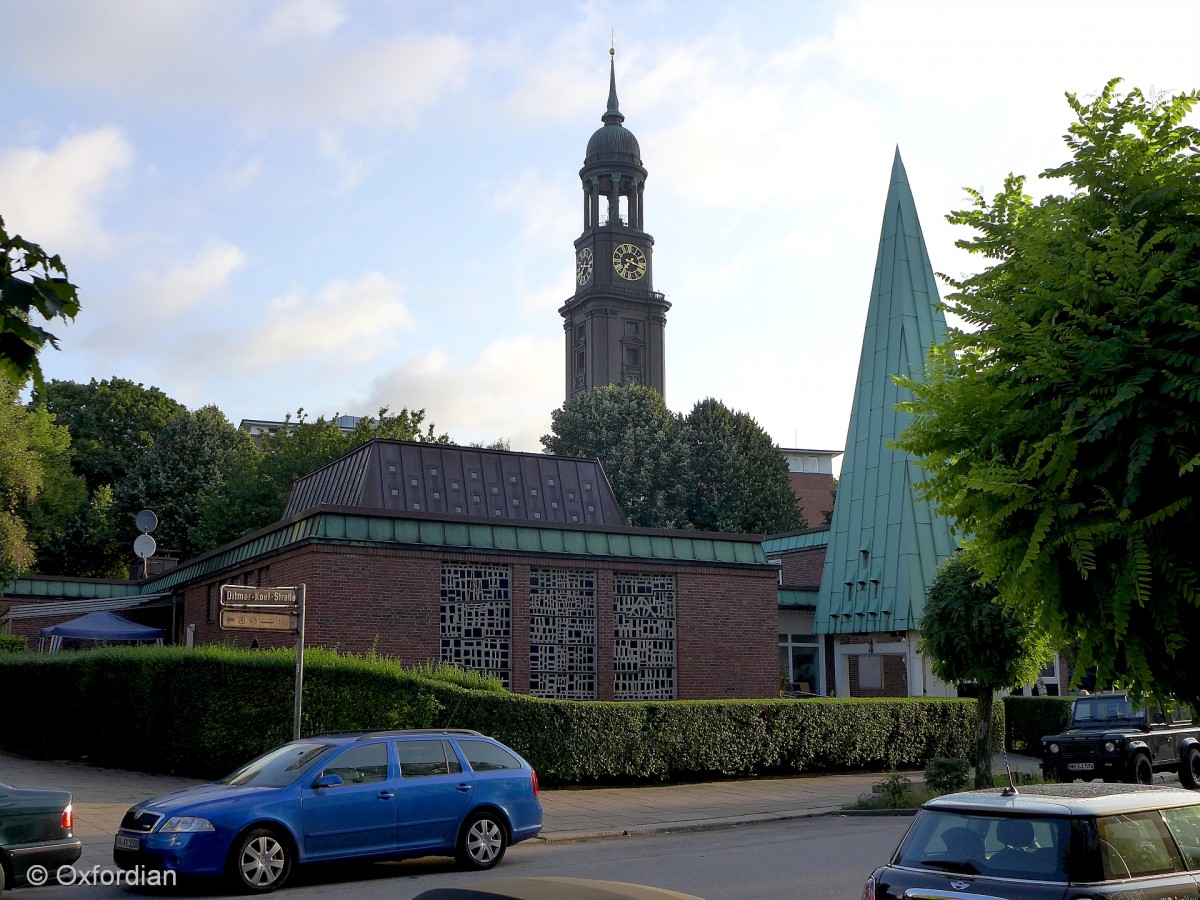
[1003,695,1072,755]
[0,633,28,653]
[0,646,1003,784]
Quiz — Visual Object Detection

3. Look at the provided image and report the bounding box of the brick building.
[2,440,779,701]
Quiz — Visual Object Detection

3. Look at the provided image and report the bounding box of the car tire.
[228,827,292,894]
[1129,753,1154,785]
[455,811,508,870]
[0,855,6,897]
[1180,746,1200,790]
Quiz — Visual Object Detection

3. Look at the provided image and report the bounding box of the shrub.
[924,757,970,794]
[0,633,28,653]
[1003,695,1072,754]
[874,769,912,806]
[0,645,995,784]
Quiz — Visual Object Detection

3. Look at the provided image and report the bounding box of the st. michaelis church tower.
[560,49,670,401]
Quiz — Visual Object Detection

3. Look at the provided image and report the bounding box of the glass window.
[894,810,1070,881]
[221,742,333,788]
[1098,811,1184,879]
[321,742,389,785]
[1163,806,1200,870]
[457,740,521,772]
[395,740,459,778]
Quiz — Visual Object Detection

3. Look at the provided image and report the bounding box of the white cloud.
[149,242,249,314]
[358,334,561,452]
[3,4,473,128]
[0,127,132,256]
[317,130,366,192]
[258,0,345,42]
[249,273,415,367]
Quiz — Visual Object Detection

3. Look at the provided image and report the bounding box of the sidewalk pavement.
[0,749,1043,874]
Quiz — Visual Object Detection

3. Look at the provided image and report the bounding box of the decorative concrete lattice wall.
[528,568,597,700]
[613,573,676,700]
[440,563,511,687]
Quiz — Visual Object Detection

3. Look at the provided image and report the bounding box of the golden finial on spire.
[610,30,616,59]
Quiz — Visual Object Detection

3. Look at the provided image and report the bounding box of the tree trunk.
[975,689,994,789]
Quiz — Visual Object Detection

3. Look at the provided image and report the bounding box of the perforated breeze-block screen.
[440,563,511,688]
[613,573,676,699]
[529,568,597,700]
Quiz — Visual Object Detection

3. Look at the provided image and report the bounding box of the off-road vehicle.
[1041,691,1200,787]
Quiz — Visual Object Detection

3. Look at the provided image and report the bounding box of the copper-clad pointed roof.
[815,148,959,635]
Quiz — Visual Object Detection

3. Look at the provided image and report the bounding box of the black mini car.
[864,783,1200,899]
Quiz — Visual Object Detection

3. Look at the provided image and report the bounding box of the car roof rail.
[355,729,486,740]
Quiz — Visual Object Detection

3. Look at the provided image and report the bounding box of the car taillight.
[531,769,539,796]
[861,875,875,900]
[62,804,74,830]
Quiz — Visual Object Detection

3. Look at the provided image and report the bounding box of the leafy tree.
[0,376,44,582]
[17,401,87,570]
[894,81,1200,705]
[682,398,805,533]
[35,484,126,579]
[117,406,249,559]
[919,554,1054,787]
[543,387,802,533]
[542,385,690,528]
[36,378,187,492]
[0,216,80,392]
[194,407,449,551]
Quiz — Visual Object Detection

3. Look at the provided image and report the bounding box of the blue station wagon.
[113,729,542,893]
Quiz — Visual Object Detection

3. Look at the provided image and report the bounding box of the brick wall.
[788,472,834,527]
[846,651,909,698]
[770,545,826,590]
[178,543,778,700]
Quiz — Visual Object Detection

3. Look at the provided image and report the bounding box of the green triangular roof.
[815,149,958,635]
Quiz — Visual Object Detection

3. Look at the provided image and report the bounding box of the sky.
[1,0,1197,457]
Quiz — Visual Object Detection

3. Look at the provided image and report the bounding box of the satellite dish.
[133,533,157,559]
[136,509,158,534]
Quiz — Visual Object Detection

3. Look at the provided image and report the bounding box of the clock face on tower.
[612,243,647,281]
[576,247,593,285]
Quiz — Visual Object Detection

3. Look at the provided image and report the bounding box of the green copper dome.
[585,55,641,165]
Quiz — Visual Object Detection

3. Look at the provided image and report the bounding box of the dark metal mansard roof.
[282,439,628,528]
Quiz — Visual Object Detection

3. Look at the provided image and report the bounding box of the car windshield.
[1072,697,1141,725]
[219,741,334,788]
[895,810,1072,882]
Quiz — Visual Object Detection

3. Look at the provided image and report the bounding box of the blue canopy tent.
[38,611,164,653]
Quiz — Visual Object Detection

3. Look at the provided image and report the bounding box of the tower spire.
[604,35,624,125]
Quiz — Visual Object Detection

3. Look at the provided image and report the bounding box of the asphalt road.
[27,816,913,899]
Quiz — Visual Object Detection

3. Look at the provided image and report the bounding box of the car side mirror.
[1059,715,1066,729]
[1153,711,1165,724]
[314,773,344,789]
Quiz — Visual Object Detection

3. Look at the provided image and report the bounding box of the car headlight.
[1048,742,1060,755]
[1105,741,1116,752]
[159,816,216,833]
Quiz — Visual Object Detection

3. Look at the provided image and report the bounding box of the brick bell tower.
[559,47,670,401]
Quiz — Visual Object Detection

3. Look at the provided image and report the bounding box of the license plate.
[1068,762,1095,771]
[115,834,140,851]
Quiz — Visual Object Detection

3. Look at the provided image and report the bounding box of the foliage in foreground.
[894,80,1200,707]
[0,645,999,784]
[920,554,1054,786]
[0,216,80,392]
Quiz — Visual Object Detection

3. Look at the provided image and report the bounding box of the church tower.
[560,49,670,401]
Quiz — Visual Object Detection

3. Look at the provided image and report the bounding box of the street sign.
[219,609,298,632]
[220,585,299,607]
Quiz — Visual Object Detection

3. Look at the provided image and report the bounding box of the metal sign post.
[217,583,306,741]
[293,584,305,742]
